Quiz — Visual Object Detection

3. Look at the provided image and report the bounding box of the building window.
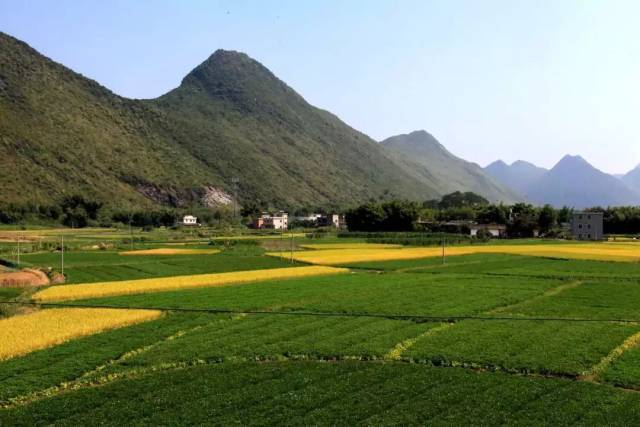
[578,224,582,229]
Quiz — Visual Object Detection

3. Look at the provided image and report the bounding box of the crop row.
[32,266,349,302]
[118,248,220,256]
[72,271,560,317]
[271,242,640,265]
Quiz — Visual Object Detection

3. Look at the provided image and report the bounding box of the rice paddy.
[4,234,640,423]
[269,242,640,265]
[118,248,220,256]
[31,266,349,302]
[0,308,162,361]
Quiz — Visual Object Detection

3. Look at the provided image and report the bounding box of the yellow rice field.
[32,266,349,302]
[119,248,221,256]
[0,308,162,361]
[269,243,640,265]
[299,243,402,250]
[209,233,306,241]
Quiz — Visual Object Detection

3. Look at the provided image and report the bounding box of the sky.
[1,0,639,174]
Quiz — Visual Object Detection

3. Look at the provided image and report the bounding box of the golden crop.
[269,243,640,265]
[209,233,306,241]
[0,308,161,361]
[32,266,348,302]
[119,248,221,256]
[299,243,402,250]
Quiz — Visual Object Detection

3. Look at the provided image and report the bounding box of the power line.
[0,300,638,324]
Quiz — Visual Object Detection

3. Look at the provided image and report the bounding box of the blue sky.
[1,0,639,174]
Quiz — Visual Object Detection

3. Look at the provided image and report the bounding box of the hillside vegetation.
[382,131,519,203]
[1,32,455,209]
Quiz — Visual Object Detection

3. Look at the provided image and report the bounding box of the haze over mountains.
[485,156,640,208]
[381,131,518,203]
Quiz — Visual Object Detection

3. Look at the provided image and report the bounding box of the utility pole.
[290,232,294,263]
[231,177,240,224]
[61,234,65,277]
[129,214,134,251]
[16,235,20,268]
[280,227,284,261]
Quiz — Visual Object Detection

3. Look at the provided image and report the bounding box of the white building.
[469,223,506,237]
[295,213,323,223]
[317,214,344,228]
[255,211,288,229]
[182,215,198,226]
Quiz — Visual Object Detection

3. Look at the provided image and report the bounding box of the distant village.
[179,210,603,241]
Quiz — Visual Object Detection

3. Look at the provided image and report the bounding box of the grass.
[15,245,293,284]
[4,362,640,425]
[498,280,640,320]
[602,345,640,389]
[71,272,561,317]
[404,319,640,376]
[0,287,22,300]
[118,248,220,256]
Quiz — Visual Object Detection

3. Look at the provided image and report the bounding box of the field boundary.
[4,300,640,324]
[486,280,584,315]
[384,323,453,360]
[581,331,640,382]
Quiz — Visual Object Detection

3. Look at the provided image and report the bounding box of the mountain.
[0,32,445,209]
[622,165,640,193]
[484,160,547,196]
[526,155,640,208]
[381,131,520,203]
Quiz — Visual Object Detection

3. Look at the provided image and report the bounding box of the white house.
[254,211,288,230]
[469,223,506,238]
[317,214,344,228]
[182,215,198,226]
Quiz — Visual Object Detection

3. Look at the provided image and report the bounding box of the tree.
[345,200,419,232]
[345,202,385,232]
[438,191,489,209]
[476,204,510,224]
[508,203,539,237]
[538,204,558,232]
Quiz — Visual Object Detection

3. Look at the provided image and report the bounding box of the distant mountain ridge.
[381,131,520,203]
[484,160,547,196]
[622,165,640,194]
[485,155,640,208]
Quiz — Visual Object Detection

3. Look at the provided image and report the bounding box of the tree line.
[345,191,640,236]
[0,196,237,229]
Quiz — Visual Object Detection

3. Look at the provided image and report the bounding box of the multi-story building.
[571,212,603,240]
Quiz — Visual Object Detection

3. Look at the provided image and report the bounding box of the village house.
[182,215,198,226]
[571,211,603,240]
[294,213,323,223]
[317,214,345,229]
[253,211,288,230]
[469,223,507,238]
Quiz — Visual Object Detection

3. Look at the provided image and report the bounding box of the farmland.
[2,231,640,424]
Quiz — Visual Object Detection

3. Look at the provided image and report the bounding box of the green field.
[15,244,296,284]
[2,238,640,424]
